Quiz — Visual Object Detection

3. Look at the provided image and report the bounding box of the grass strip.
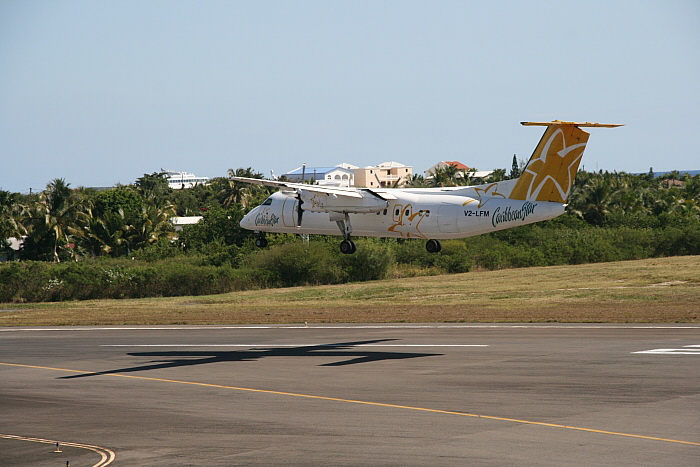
[1,256,698,326]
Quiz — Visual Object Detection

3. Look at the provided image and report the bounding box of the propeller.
[296,190,304,226]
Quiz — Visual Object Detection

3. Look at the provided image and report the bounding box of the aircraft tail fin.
[509,121,622,203]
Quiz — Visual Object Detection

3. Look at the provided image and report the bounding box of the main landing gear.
[340,239,357,254]
[426,239,442,253]
[334,212,357,255]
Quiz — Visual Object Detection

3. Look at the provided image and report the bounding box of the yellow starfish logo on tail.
[510,121,622,203]
[462,183,505,208]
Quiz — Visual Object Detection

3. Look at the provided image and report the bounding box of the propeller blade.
[296,192,304,226]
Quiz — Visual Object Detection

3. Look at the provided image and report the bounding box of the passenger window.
[393,205,403,222]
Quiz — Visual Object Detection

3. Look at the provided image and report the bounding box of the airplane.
[234,120,622,254]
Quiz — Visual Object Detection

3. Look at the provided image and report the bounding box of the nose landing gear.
[254,232,268,248]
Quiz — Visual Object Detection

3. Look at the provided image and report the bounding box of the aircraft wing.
[231,176,389,213]
[230,176,363,198]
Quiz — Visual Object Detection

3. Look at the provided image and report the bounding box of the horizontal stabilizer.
[521,120,623,128]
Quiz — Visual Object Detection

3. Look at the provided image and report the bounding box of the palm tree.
[485,169,507,184]
[26,179,84,261]
[405,174,429,188]
[569,176,615,226]
[70,207,130,257]
[428,164,465,187]
[124,203,177,252]
[680,175,700,202]
[0,190,28,259]
[218,168,266,209]
[134,171,171,207]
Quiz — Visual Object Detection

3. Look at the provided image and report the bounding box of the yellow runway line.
[2,361,699,447]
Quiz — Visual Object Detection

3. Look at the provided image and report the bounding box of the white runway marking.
[3,324,699,332]
[0,433,115,466]
[100,344,488,348]
[633,345,700,355]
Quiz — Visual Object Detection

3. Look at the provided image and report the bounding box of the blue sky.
[1,0,698,193]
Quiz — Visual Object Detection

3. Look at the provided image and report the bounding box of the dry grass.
[1,256,699,326]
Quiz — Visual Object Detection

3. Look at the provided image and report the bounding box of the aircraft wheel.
[340,239,356,254]
[255,237,268,248]
[426,239,442,253]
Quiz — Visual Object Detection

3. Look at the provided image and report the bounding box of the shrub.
[131,237,183,262]
[0,258,249,302]
[392,239,439,268]
[241,241,344,287]
[0,262,52,302]
[339,238,395,281]
[433,240,473,273]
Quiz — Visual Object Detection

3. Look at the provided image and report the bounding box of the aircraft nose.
[240,209,255,229]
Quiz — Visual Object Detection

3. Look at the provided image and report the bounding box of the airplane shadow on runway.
[60,339,442,379]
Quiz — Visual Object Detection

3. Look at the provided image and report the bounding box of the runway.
[1,324,699,466]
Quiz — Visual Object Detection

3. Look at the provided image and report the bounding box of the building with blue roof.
[282,165,355,186]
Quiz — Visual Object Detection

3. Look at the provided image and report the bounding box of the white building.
[170,216,203,231]
[163,169,210,189]
[1,237,24,262]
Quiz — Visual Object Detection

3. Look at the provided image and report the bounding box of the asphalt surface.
[1,324,699,466]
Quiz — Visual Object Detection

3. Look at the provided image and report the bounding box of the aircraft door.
[282,197,298,227]
[438,204,460,234]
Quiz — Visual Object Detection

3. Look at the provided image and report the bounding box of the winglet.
[509,120,621,203]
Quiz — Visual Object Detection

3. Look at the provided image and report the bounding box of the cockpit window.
[261,197,273,206]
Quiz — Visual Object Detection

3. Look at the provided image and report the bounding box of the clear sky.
[1,0,698,193]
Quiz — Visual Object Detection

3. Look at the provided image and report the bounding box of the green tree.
[170,182,219,216]
[71,207,130,257]
[510,155,521,179]
[93,186,144,220]
[485,168,507,183]
[178,206,251,250]
[135,172,171,207]
[0,190,27,259]
[405,174,429,188]
[124,203,177,253]
[23,179,85,262]
[428,164,466,187]
[569,176,615,226]
[217,168,267,209]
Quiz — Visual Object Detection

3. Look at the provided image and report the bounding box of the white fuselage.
[241,189,566,240]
